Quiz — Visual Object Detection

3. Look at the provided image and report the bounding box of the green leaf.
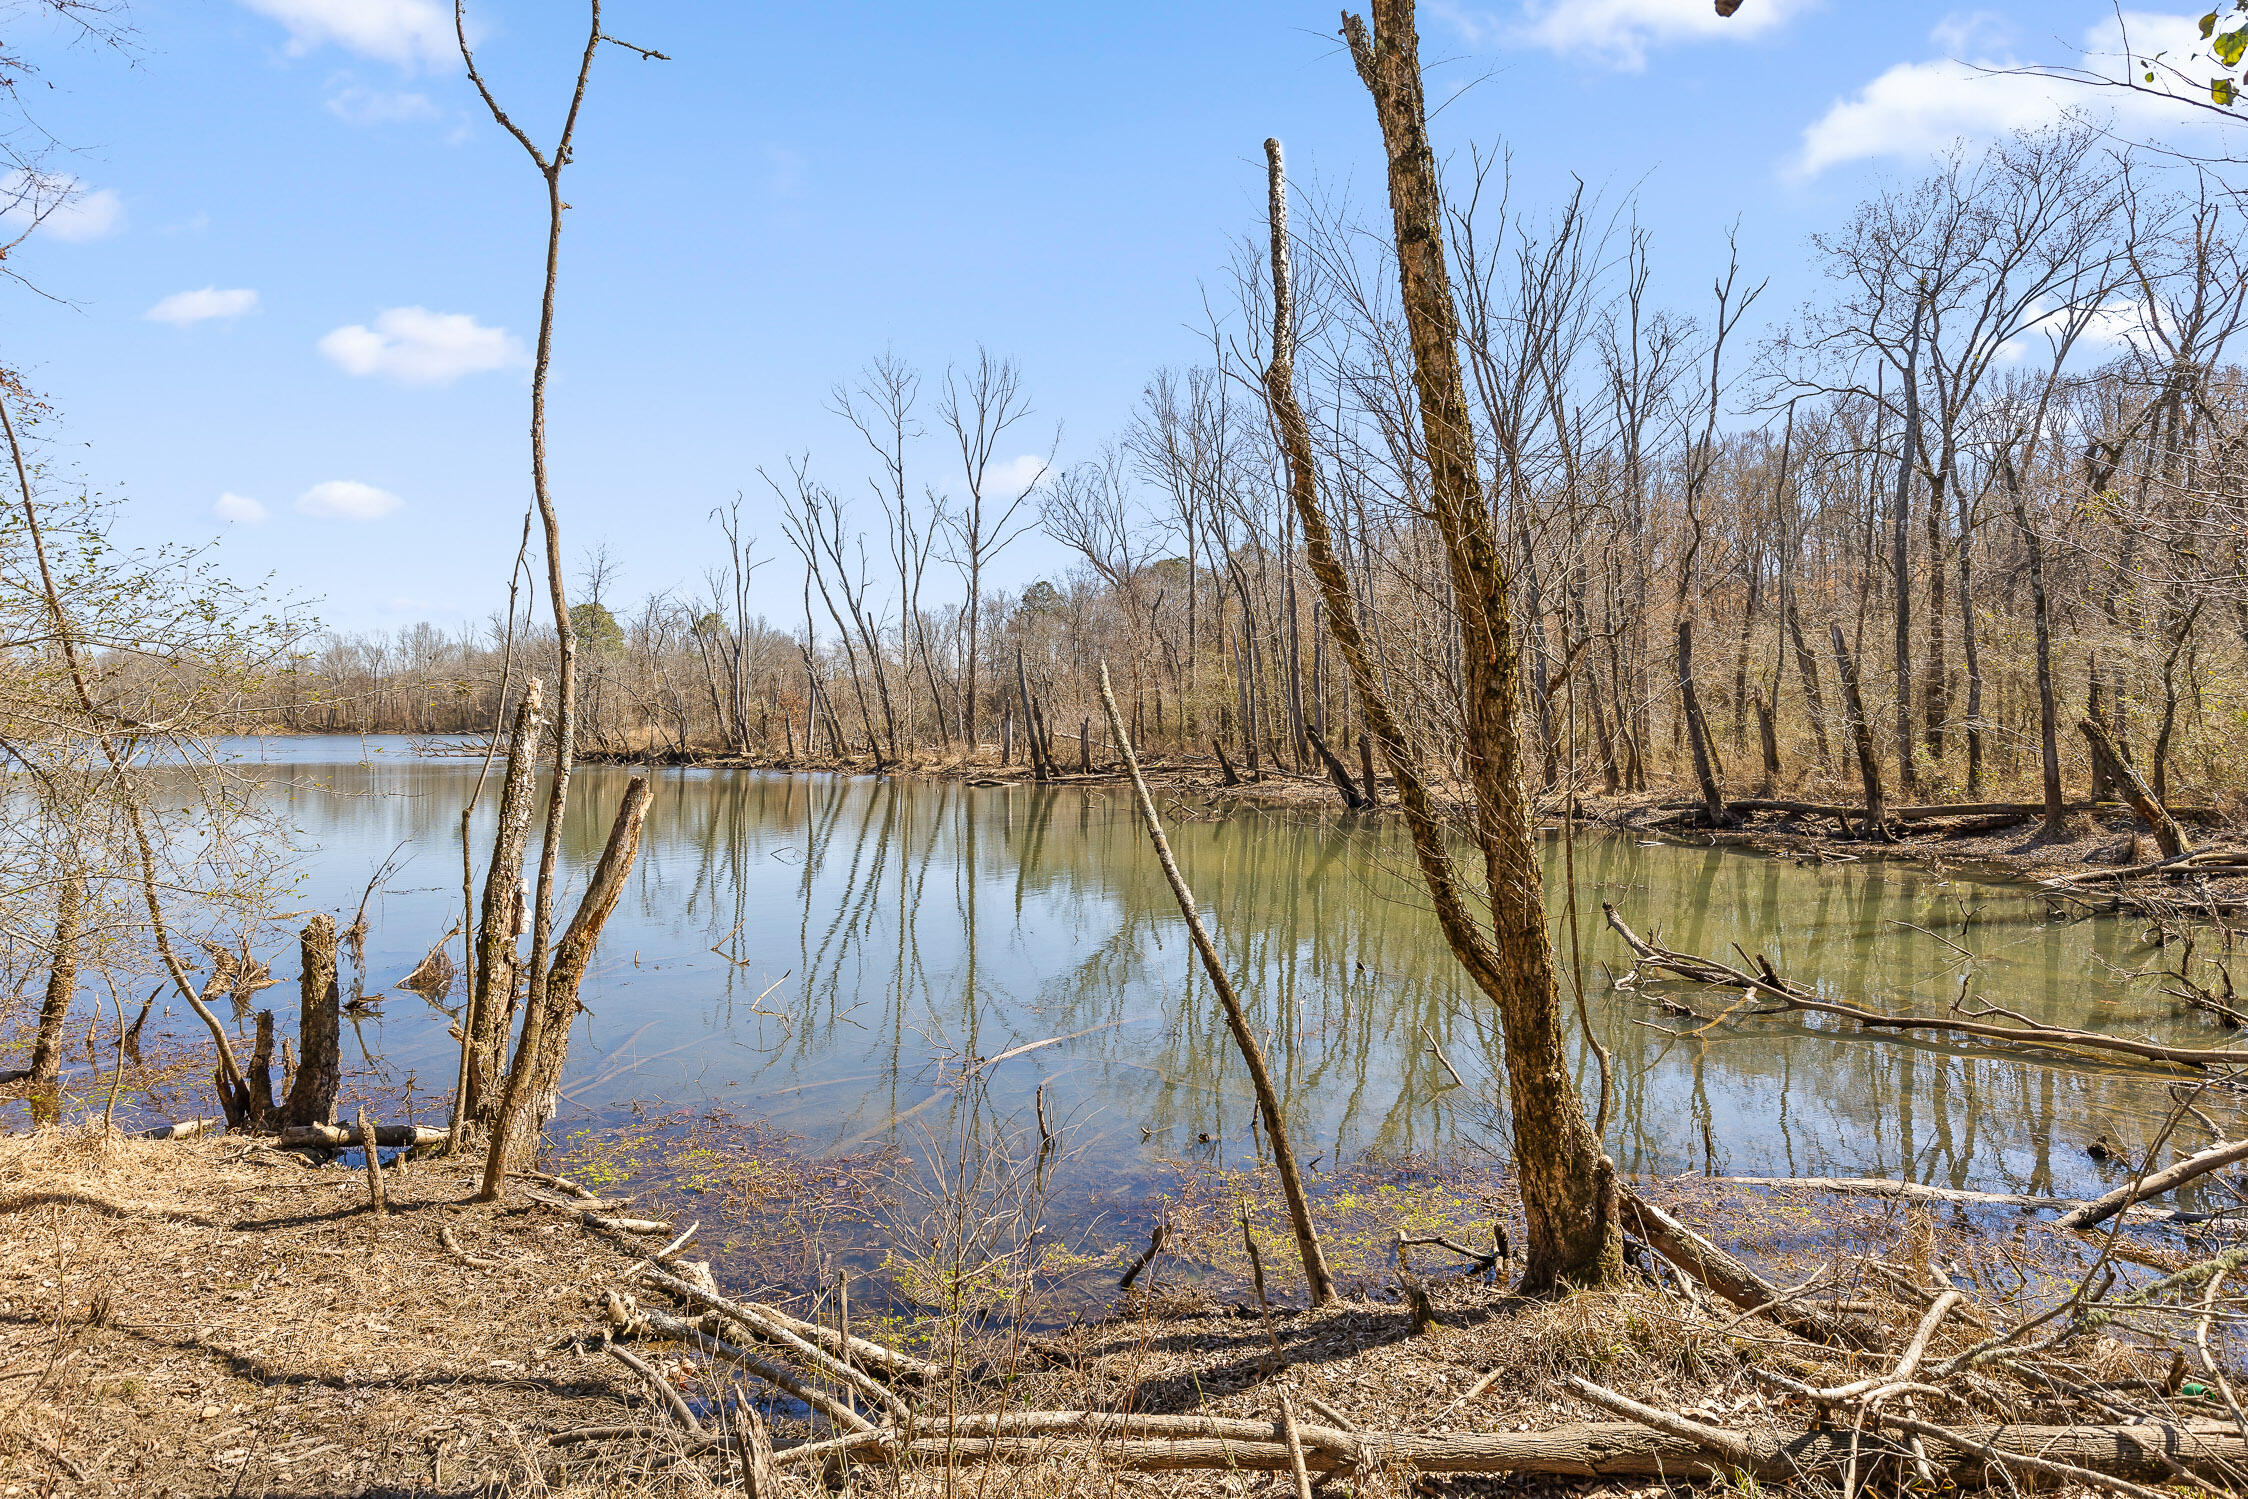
[2215,75,2238,104]
[2216,26,2248,65]
[2204,10,2221,38]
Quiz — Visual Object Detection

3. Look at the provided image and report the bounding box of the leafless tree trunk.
[459,0,661,1195]
[466,679,544,1120]
[279,916,341,1127]
[23,868,80,1091]
[1321,11,1620,1288]
[481,777,654,1197]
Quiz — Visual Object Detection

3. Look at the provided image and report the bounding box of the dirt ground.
[2,1119,2225,1499]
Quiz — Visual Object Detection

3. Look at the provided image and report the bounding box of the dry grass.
[0,1118,2220,1499]
[0,1126,655,1497]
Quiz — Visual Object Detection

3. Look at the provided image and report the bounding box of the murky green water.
[104,738,2246,1209]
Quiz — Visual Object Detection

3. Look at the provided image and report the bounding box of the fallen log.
[2057,1135,2248,1231]
[745,1412,2248,1486]
[1605,904,2248,1072]
[1621,1191,1875,1347]
[273,1122,446,1150]
[1713,798,2226,827]
[138,1118,226,1141]
[1709,1175,2204,1225]
[637,1262,915,1419]
[623,1304,872,1433]
[2040,848,2248,889]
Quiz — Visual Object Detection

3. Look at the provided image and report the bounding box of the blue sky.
[5,1,2229,633]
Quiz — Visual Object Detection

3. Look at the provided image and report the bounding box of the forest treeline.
[263,122,2246,815]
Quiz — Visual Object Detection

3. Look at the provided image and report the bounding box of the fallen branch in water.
[2057,1135,2248,1231]
[1604,904,2248,1071]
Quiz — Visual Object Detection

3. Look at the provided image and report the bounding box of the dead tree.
[481,776,655,1198]
[1300,8,1621,1289]
[2080,717,2189,858]
[466,678,545,1120]
[1099,663,1336,1305]
[278,915,341,1127]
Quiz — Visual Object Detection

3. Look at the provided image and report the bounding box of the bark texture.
[279,915,342,1127]
[24,870,82,1090]
[1319,21,1618,1289]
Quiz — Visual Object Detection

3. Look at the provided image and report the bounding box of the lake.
[110,736,2239,1215]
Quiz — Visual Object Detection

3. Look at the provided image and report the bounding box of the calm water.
[115,736,2244,1207]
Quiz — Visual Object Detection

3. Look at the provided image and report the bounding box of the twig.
[356,1108,388,1220]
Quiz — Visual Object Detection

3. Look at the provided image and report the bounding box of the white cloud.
[0,172,124,243]
[317,306,526,385]
[981,454,1051,497]
[147,286,259,326]
[213,492,269,524]
[297,480,401,521]
[1506,0,1819,69]
[236,0,454,69]
[326,85,439,125]
[1793,10,2216,177]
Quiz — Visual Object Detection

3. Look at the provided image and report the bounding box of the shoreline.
[8,1120,2237,1496]
[565,744,2246,905]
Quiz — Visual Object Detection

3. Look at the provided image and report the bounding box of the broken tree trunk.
[479,776,654,1200]
[279,914,342,1127]
[22,869,82,1091]
[2079,716,2188,860]
[469,678,546,1121]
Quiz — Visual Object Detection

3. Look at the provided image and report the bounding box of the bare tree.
[939,349,1055,747]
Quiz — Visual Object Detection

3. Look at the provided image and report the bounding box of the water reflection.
[127,737,2239,1209]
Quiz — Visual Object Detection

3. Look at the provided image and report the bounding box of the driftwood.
[1606,904,2248,1071]
[637,1262,915,1421]
[1710,1175,2218,1226]
[619,1300,872,1433]
[138,1117,225,1141]
[275,1122,445,1150]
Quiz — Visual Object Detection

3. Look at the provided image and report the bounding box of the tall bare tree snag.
[1099,664,1336,1306]
[466,678,545,1120]
[279,915,341,1127]
[481,776,654,1198]
[1312,6,1620,1290]
[457,0,660,1185]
